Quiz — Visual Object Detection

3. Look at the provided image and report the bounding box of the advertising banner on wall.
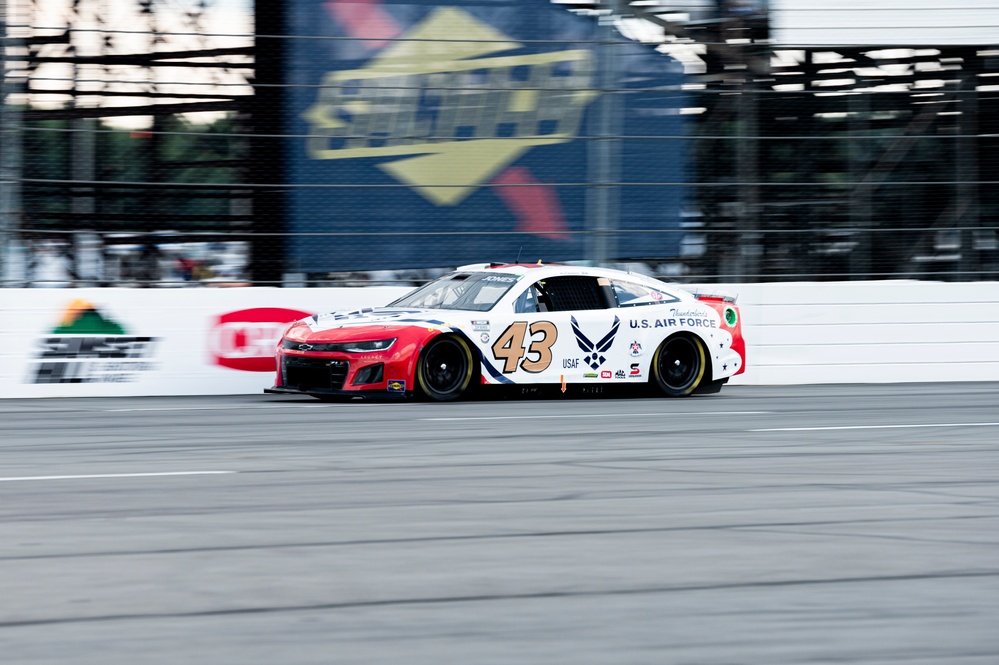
[0,288,409,399]
[285,0,688,273]
[3,281,999,398]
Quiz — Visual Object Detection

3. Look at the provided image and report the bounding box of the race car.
[266,263,745,401]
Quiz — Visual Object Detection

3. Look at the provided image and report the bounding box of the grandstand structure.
[2,0,996,283]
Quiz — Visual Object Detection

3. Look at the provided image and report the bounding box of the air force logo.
[570,316,620,370]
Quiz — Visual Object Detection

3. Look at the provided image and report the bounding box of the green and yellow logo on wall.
[52,299,127,335]
[28,300,158,385]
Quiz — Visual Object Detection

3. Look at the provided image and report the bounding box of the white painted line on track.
[102,405,334,412]
[752,422,999,433]
[425,411,770,422]
[0,471,236,483]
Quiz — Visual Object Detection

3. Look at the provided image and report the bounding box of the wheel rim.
[421,338,468,397]
[658,336,701,392]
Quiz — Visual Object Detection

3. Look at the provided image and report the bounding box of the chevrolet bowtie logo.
[302,7,598,206]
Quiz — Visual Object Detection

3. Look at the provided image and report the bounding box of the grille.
[283,357,349,392]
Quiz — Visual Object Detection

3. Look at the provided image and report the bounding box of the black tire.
[651,334,707,397]
[416,335,474,401]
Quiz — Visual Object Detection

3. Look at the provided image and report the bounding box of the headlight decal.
[340,338,397,353]
[281,338,397,353]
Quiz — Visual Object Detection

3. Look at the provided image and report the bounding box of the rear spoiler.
[683,288,738,304]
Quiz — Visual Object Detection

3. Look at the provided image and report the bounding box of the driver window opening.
[514,284,552,313]
[514,276,608,312]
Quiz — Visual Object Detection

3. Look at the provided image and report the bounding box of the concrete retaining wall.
[2,281,995,397]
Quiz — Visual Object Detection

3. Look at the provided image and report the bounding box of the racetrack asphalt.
[2,383,998,664]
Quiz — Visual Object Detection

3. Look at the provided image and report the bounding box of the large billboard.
[285,0,688,272]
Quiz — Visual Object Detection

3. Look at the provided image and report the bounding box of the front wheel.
[651,334,707,397]
[416,335,474,401]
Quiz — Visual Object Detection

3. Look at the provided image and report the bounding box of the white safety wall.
[725,281,999,385]
[1,281,996,398]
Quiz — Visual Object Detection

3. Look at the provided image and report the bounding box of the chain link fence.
[2,1,997,286]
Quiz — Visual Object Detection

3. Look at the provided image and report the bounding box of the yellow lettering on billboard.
[302,7,599,206]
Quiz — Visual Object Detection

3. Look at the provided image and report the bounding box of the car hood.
[300,307,455,336]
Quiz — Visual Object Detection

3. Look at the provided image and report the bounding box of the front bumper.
[271,349,414,398]
[264,385,408,399]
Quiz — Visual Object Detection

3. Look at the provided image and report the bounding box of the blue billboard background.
[285,0,688,273]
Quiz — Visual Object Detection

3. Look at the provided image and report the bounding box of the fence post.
[586,16,621,267]
[0,4,24,284]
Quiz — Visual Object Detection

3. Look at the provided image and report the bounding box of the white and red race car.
[267,263,745,401]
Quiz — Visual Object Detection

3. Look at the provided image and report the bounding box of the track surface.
[2,384,999,664]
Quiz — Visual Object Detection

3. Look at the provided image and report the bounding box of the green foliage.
[19,112,248,233]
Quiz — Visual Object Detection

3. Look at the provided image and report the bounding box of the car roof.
[455,262,686,293]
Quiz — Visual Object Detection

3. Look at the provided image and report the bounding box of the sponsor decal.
[650,290,664,301]
[600,370,612,379]
[570,315,620,370]
[629,340,643,357]
[387,380,407,393]
[472,320,490,332]
[480,332,490,344]
[724,306,739,327]
[614,369,626,379]
[584,372,598,378]
[27,300,158,384]
[302,7,598,207]
[629,363,642,377]
[630,317,717,329]
[210,308,312,372]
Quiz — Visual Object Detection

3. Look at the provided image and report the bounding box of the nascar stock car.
[266,263,745,401]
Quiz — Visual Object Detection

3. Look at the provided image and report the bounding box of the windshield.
[389,273,520,311]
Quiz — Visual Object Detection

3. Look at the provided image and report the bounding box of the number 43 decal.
[492,321,558,373]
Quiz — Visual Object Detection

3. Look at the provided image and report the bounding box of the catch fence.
[1,1,997,285]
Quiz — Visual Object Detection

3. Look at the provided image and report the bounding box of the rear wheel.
[651,334,706,397]
[416,335,474,401]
